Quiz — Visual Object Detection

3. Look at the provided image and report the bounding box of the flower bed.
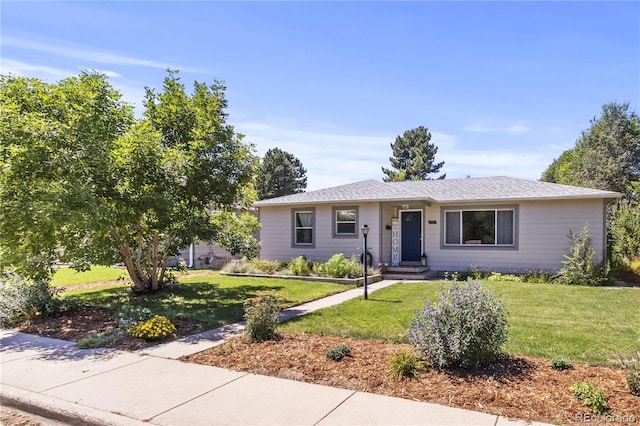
[221,254,382,286]
[220,271,383,286]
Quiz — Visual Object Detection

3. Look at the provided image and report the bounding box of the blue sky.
[2,1,639,190]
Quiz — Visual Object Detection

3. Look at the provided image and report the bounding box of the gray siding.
[259,198,609,274]
[424,199,607,273]
[259,203,381,265]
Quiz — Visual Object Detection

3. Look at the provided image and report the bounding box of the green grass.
[51,266,130,286]
[281,280,640,365]
[63,274,349,332]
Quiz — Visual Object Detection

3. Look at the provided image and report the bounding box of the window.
[293,209,315,246]
[444,208,515,246]
[333,207,358,237]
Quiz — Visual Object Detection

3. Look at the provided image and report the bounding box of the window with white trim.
[294,210,314,245]
[334,208,357,236]
[444,209,515,246]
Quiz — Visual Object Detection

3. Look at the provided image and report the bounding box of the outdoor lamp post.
[362,224,369,300]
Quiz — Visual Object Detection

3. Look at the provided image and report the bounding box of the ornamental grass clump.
[408,281,508,369]
[127,315,176,341]
[388,348,425,378]
[243,291,284,343]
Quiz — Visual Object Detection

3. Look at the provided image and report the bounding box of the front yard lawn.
[51,265,130,286]
[280,280,640,365]
[63,274,349,332]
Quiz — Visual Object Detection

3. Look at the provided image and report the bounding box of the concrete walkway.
[1,280,549,426]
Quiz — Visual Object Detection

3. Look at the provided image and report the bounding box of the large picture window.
[333,207,358,237]
[444,208,515,246]
[293,209,315,246]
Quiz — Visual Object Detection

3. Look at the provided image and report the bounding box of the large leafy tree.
[541,102,640,271]
[1,72,133,282]
[1,71,258,292]
[255,147,307,200]
[541,102,640,198]
[382,126,445,181]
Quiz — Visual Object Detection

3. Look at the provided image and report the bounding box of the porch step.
[382,265,439,281]
[386,265,430,274]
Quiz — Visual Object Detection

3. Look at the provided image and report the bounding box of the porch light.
[362,224,369,300]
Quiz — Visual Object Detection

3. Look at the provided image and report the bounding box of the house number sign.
[391,218,400,266]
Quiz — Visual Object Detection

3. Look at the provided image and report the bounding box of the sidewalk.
[1,280,549,426]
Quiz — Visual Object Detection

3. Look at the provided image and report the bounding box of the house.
[253,176,620,274]
[177,241,237,269]
[176,207,260,269]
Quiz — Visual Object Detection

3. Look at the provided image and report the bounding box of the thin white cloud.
[3,36,198,72]
[464,122,531,134]
[82,68,122,78]
[237,121,468,190]
[0,58,72,79]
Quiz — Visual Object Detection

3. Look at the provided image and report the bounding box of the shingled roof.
[253,176,621,206]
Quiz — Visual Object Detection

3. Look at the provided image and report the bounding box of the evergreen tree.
[382,126,445,181]
[256,148,307,200]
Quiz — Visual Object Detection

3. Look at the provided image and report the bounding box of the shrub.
[408,281,508,369]
[325,254,353,278]
[115,305,153,328]
[0,270,65,326]
[278,260,290,270]
[609,199,640,270]
[521,270,553,283]
[222,259,249,274]
[243,291,284,342]
[127,315,176,341]
[570,381,610,415]
[312,261,326,276]
[620,349,640,396]
[556,224,609,286]
[550,357,573,371]
[487,272,521,282]
[627,367,640,397]
[388,349,425,378]
[290,256,311,276]
[248,259,280,275]
[326,344,351,361]
[77,328,125,349]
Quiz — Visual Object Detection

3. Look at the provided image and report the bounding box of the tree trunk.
[109,229,145,292]
[150,231,159,291]
[158,232,176,286]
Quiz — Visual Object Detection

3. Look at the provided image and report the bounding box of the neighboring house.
[177,241,237,269]
[253,176,620,274]
[176,208,259,269]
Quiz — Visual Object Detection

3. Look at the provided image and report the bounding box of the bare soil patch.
[185,333,639,426]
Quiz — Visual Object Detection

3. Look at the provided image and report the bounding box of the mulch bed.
[9,307,640,425]
[12,305,200,351]
[184,333,640,426]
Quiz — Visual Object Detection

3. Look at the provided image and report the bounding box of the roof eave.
[254,196,434,207]
[434,193,622,204]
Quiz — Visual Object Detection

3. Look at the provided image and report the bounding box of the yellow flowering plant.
[127,315,176,341]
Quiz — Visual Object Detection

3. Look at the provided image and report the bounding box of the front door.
[401,211,422,262]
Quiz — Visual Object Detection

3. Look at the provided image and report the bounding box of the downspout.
[188,243,194,268]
